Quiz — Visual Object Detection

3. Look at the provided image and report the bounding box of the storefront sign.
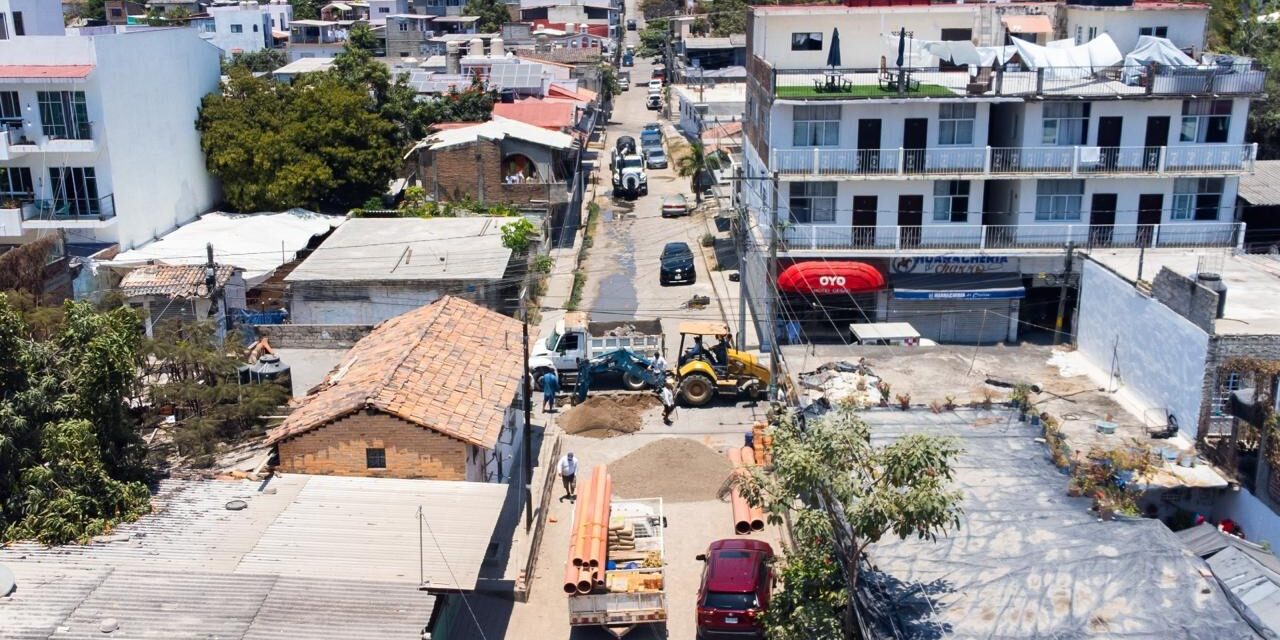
[894,287,1026,300]
[891,256,1017,275]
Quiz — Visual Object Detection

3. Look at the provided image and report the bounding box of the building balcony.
[770,144,1257,180]
[0,122,97,155]
[0,124,38,160]
[778,222,1244,253]
[766,63,1267,101]
[22,194,117,229]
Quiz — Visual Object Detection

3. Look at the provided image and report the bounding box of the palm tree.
[676,140,721,205]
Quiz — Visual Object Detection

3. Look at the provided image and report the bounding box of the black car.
[659,242,696,286]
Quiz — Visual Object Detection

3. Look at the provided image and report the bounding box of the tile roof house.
[118,264,247,337]
[266,295,525,482]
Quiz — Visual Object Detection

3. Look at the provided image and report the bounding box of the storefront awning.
[892,273,1025,300]
[778,261,885,295]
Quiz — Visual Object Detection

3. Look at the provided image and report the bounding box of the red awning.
[777,261,885,295]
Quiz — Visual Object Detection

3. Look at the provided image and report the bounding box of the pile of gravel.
[560,394,659,438]
[609,438,733,503]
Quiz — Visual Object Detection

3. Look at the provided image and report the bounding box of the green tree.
[639,0,680,20]
[421,78,498,125]
[598,63,622,102]
[224,48,289,74]
[330,27,431,146]
[290,0,319,20]
[143,321,287,467]
[196,68,399,211]
[0,295,152,545]
[735,405,964,637]
[676,139,720,204]
[704,0,747,36]
[501,217,538,253]
[78,0,107,22]
[345,20,379,54]
[637,19,668,58]
[462,0,512,33]
[1207,1,1280,158]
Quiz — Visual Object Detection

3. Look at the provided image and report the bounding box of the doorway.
[1089,193,1117,247]
[858,119,881,173]
[1097,116,1122,169]
[903,118,928,173]
[1144,116,1170,171]
[852,195,878,247]
[898,195,923,248]
[1137,193,1163,246]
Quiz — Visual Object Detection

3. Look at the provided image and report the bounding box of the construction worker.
[650,351,668,383]
[660,383,676,425]
[558,452,578,502]
[541,370,560,413]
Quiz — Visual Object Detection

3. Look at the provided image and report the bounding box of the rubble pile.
[799,360,881,407]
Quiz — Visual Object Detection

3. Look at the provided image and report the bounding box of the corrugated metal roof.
[0,474,508,637]
[1206,546,1280,636]
[1237,160,1280,205]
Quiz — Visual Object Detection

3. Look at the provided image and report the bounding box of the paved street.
[455,7,784,639]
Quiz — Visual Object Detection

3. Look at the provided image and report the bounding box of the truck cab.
[613,153,649,198]
[529,313,664,390]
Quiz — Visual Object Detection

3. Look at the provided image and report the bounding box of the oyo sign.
[818,275,846,288]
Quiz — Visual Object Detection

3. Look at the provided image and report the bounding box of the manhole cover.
[225,500,248,511]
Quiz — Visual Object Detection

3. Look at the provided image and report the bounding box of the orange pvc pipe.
[576,566,593,594]
[566,470,596,590]
[739,446,765,531]
[571,466,597,567]
[564,558,580,594]
[587,468,610,567]
[594,473,612,569]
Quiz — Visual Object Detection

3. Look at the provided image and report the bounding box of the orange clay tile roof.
[0,65,94,79]
[493,99,575,130]
[118,264,235,298]
[265,296,524,449]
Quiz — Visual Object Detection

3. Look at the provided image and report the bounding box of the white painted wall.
[0,0,63,36]
[290,285,443,324]
[264,0,292,30]
[751,6,978,70]
[769,101,992,152]
[1214,488,1280,553]
[1077,259,1208,438]
[1015,98,1251,149]
[1008,176,1238,229]
[288,43,347,60]
[1064,6,1207,55]
[207,3,271,56]
[0,29,221,250]
[366,0,406,26]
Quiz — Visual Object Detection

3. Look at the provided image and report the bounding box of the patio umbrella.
[826,27,842,69]
[896,27,906,68]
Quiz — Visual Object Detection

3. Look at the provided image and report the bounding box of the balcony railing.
[779,222,1244,252]
[23,194,116,222]
[767,63,1267,100]
[771,144,1256,179]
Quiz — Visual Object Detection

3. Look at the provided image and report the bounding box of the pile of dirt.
[560,394,659,438]
[609,438,734,503]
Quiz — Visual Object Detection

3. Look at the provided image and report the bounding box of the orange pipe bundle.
[739,446,766,532]
[564,466,613,595]
[591,471,612,569]
[563,467,598,594]
[586,467,610,568]
[727,448,752,535]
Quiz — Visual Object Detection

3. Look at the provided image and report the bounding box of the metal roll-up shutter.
[886,299,1013,344]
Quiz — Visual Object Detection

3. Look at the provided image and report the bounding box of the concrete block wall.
[256,324,373,348]
[276,411,469,479]
[1151,267,1219,333]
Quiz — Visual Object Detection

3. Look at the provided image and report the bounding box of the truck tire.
[679,373,716,407]
[622,371,648,391]
[531,368,554,391]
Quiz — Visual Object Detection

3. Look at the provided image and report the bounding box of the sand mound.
[560,394,659,438]
[609,438,734,503]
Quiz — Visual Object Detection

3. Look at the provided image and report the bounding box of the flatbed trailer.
[568,498,667,638]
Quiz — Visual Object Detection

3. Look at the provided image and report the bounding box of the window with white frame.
[938,103,975,146]
[1035,180,1084,220]
[1180,99,1230,143]
[0,91,19,125]
[0,166,33,197]
[1138,26,1168,38]
[788,182,836,224]
[1172,177,1224,221]
[933,181,970,222]
[792,105,840,147]
[1211,371,1242,416]
[230,23,243,33]
[1042,103,1088,145]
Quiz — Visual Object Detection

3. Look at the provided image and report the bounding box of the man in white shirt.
[558,452,578,501]
[650,351,668,382]
[660,384,676,425]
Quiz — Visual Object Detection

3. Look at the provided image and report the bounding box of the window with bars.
[37,91,90,140]
[932,181,970,222]
[1172,177,1224,221]
[937,103,974,146]
[1180,99,1230,143]
[366,447,387,468]
[1035,179,1084,221]
[1210,371,1241,416]
[1042,103,1089,146]
[792,105,840,147]
[788,182,836,224]
[48,167,100,216]
[1139,26,1168,38]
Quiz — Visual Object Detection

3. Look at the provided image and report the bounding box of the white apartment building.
[367,0,407,26]
[738,0,1262,345]
[0,20,221,249]
[201,0,293,57]
[0,0,63,37]
[287,19,348,60]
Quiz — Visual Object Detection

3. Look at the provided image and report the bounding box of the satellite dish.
[0,564,15,597]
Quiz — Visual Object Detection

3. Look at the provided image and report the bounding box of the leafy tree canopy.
[290,0,320,19]
[702,0,746,37]
[0,295,152,545]
[462,0,512,33]
[1208,0,1280,158]
[224,48,289,74]
[197,68,399,211]
[637,19,668,58]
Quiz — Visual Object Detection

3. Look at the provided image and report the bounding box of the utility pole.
[521,284,533,531]
[768,172,780,399]
[735,165,746,351]
[204,242,231,336]
[1053,242,1074,345]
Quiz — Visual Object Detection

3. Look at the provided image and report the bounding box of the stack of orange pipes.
[727,447,766,534]
[562,466,613,595]
[737,446,766,532]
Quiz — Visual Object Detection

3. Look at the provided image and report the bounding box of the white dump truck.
[529,312,663,390]
[568,498,667,638]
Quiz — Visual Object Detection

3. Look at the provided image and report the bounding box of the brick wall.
[276,411,470,479]
[256,324,374,349]
[1151,267,1219,333]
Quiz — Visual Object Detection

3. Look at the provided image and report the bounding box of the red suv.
[695,539,775,639]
